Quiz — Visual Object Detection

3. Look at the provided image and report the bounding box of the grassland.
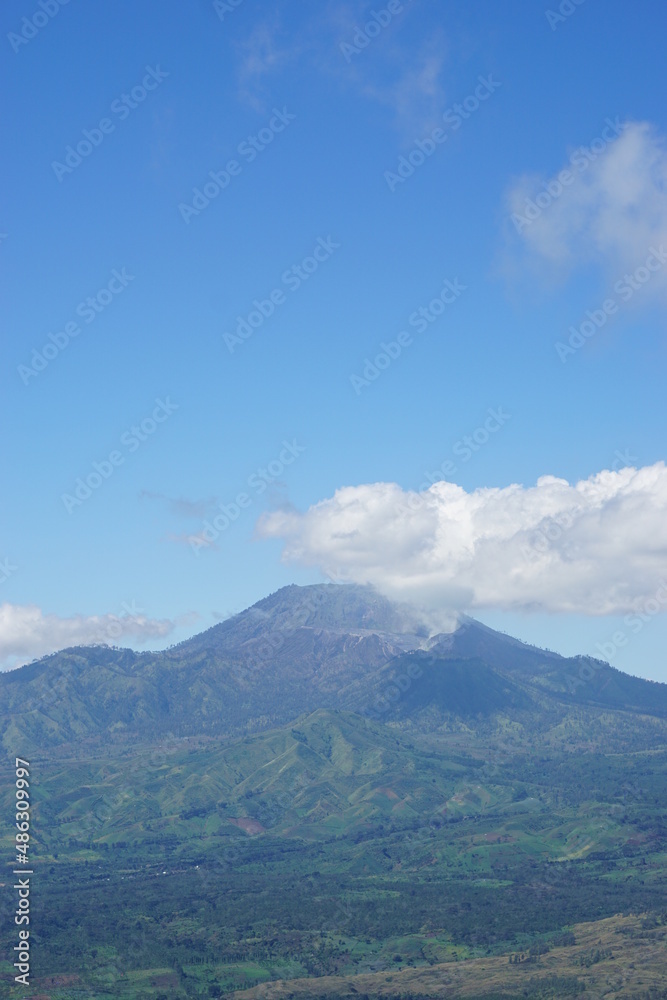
[233,913,667,999]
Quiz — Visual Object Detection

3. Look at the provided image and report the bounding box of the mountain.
[185,582,431,649]
[1,583,666,755]
[1,584,666,998]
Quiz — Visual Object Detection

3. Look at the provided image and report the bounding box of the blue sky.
[2,0,667,681]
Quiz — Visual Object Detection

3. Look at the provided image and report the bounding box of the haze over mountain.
[1,584,665,756]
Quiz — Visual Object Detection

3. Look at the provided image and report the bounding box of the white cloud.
[0,604,179,671]
[258,463,667,616]
[504,121,667,295]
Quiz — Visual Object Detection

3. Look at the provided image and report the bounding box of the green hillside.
[1,707,665,997]
[0,585,665,999]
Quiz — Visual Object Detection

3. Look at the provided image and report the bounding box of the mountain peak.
[3,582,666,755]
[247,582,431,635]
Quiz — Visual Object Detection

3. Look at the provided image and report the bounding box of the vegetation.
[0,585,665,998]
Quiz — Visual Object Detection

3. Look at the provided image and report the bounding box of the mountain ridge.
[1,583,665,755]
[1,585,665,998]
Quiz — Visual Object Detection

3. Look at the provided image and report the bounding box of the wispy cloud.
[233,4,447,136]
[236,19,299,111]
[503,121,667,298]
[140,490,218,519]
[258,462,667,617]
[357,40,448,137]
[164,531,219,551]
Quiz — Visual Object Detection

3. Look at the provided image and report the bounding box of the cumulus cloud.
[0,603,180,671]
[504,121,667,295]
[257,463,667,616]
